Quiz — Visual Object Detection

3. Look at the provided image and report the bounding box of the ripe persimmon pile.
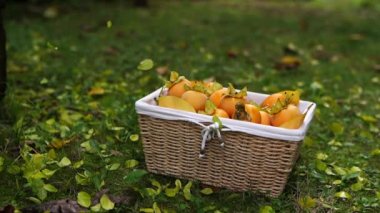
[157,72,311,129]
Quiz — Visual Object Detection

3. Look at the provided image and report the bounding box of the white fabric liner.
[135,88,316,142]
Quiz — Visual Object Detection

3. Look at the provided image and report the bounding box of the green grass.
[1,1,379,212]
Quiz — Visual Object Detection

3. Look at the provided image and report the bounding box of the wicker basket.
[136,89,316,197]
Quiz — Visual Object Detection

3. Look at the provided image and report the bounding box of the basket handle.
[199,122,225,158]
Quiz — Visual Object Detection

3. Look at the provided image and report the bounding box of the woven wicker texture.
[138,114,301,197]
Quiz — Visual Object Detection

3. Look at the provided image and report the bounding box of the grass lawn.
[1,1,379,212]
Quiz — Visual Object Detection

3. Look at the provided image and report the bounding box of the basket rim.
[135,88,316,142]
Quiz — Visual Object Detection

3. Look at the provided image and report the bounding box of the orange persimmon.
[245,104,261,124]
[271,104,302,127]
[259,111,271,125]
[209,88,228,107]
[168,79,192,98]
[213,108,229,118]
[219,97,246,118]
[181,90,208,111]
[261,90,300,108]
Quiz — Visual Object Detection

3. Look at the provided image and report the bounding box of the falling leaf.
[100,194,115,210]
[77,191,92,208]
[129,134,139,142]
[138,59,154,71]
[335,191,352,200]
[88,87,105,96]
[298,196,316,210]
[125,159,139,168]
[200,188,213,195]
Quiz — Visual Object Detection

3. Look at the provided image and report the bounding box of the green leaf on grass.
[371,149,380,156]
[259,205,275,213]
[125,159,139,168]
[27,197,41,204]
[73,160,84,169]
[332,180,342,185]
[316,152,328,160]
[140,208,154,213]
[303,136,313,147]
[330,122,344,135]
[200,188,213,195]
[43,184,58,192]
[58,157,71,167]
[130,134,139,142]
[7,164,21,175]
[124,169,148,184]
[351,182,363,191]
[333,166,347,176]
[153,202,161,213]
[37,188,47,200]
[106,163,121,171]
[315,160,327,171]
[359,114,377,123]
[90,203,101,212]
[146,188,158,197]
[183,181,193,200]
[298,196,316,209]
[77,191,91,208]
[138,59,154,71]
[100,194,114,210]
[335,191,351,199]
[165,179,182,197]
[0,157,3,172]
